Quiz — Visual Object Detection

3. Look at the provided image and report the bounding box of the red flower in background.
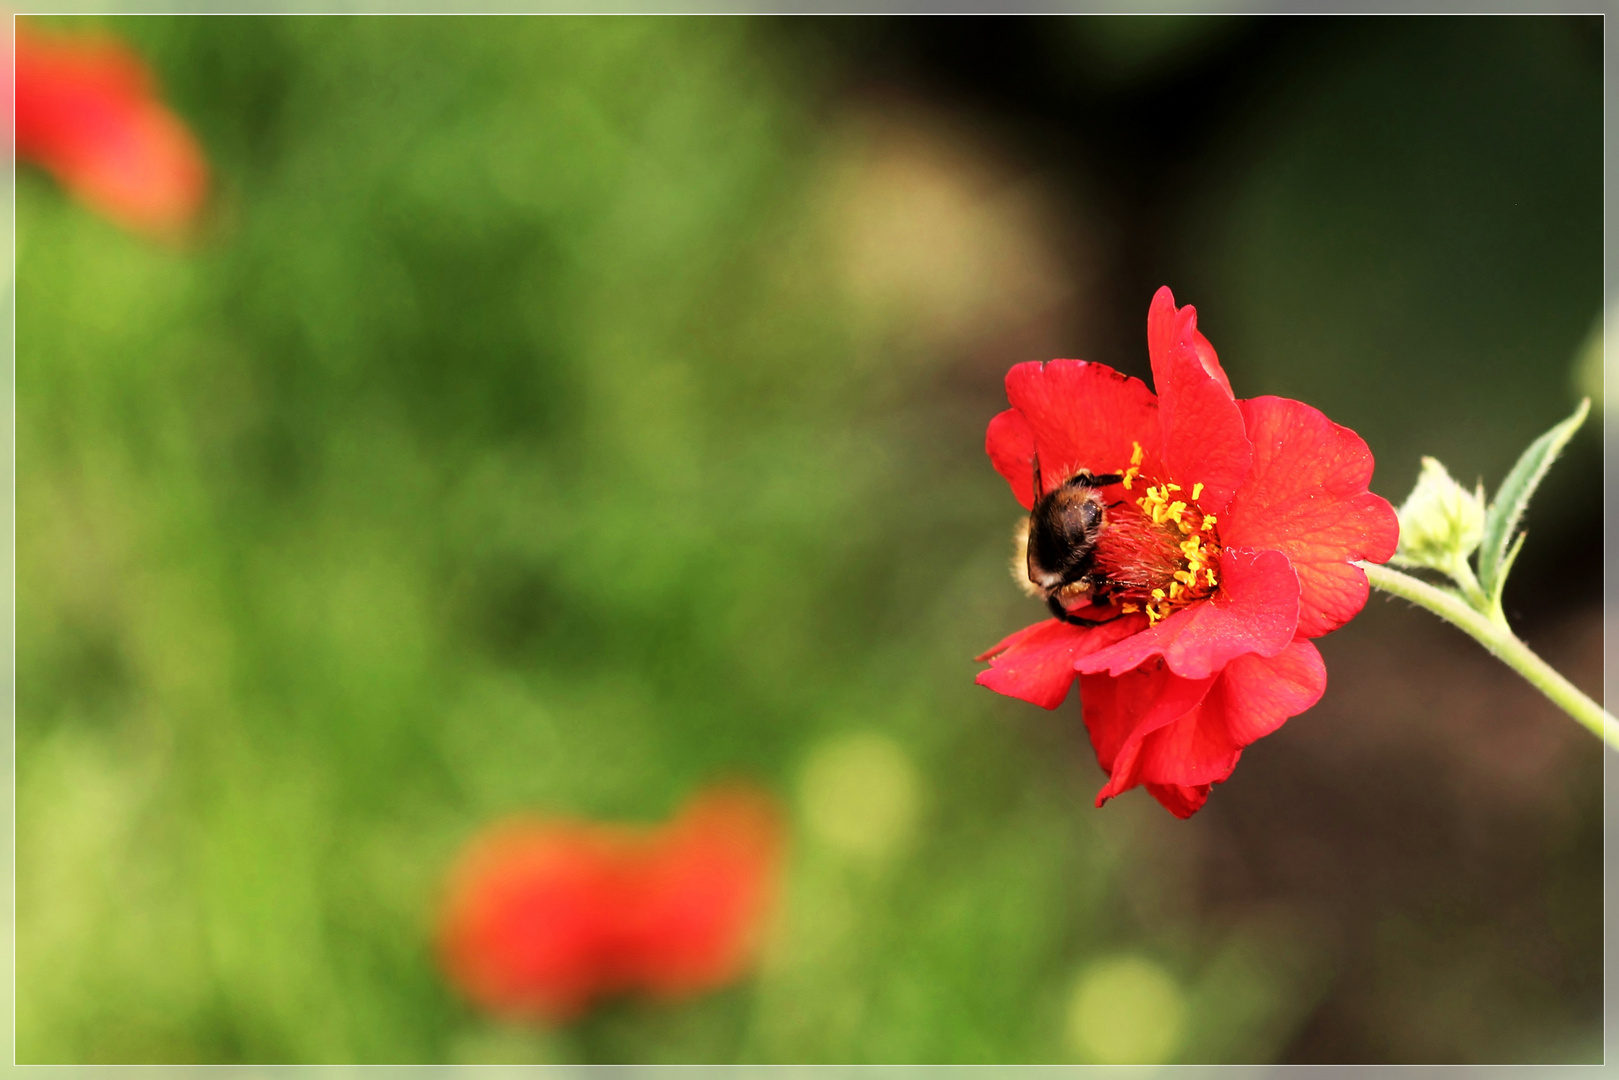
[438,785,784,1022]
[977,287,1398,818]
[15,20,209,235]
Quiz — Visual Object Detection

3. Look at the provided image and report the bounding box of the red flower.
[15,20,209,236]
[437,785,784,1022]
[977,287,1398,818]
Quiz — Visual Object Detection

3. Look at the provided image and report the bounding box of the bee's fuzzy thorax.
[1009,517,1044,598]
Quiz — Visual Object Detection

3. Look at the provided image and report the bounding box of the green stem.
[1360,562,1618,752]
[1443,555,1491,615]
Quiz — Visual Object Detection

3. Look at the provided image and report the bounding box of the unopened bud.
[1391,457,1484,572]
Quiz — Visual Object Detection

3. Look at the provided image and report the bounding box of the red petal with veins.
[1073,547,1301,680]
[985,408,1039,510]
[1079,663,1216,806]
[1224,396,1401,637]
[1134,638,1326,786]
[1147,288,1251,514]
[999,360,1162,497]
[1082,640,1325,815]
[975,615,1145,710]
[1147,286,1234,397]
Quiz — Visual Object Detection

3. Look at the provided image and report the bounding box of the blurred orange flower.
[437,785,784,1022]
[15,19,209,235]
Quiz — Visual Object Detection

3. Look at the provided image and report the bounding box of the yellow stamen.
[1206,569,1218,587]
[1169,582,1184,600]
[1202,515,1217,531]
[1173,571,1195,587]
[1120,603,1140,613]
[1166,483,1181,492]
[1191,482,1204,501]
[1130,441,1144,466]
[1167,501,1187,523]
[1180,538,1202,559]
[1151,588,1165,601]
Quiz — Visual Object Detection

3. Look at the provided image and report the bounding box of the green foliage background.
[15,15,1602,1064]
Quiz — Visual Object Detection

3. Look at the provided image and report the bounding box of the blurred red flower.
[15,20,209,235]
[437,785,784,1022]
[977,287,1398,818]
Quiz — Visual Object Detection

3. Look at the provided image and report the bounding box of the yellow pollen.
[1151,588,1165,601]
[1173,571,1195,587]
[1169,582,1184,600]
[1206,568,1218,587]
[1167,501,1187,522]
[1130,442,1144,466]
[1165,483,1181,492]
[1180,538,1202,559]
[1192,482,1204,500]
[1122,469,1135,490]
[1120,602,1140,613]
[1187,559,1202,574]
[1202,515,1217,531]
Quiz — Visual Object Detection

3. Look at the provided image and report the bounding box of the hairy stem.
[1360,562,1617,752]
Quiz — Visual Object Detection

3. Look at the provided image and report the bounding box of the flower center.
[1090,442,1222,625]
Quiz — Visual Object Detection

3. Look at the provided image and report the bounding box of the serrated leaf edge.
[1478,398,1589,602]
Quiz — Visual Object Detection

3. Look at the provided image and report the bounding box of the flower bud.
[1391,457,1485,572]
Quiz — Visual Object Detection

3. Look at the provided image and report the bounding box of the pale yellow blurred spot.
[817,104,1093,358]
[1066,954,1187,1064]
[797,731,921,861]
[1572,302,1610,416]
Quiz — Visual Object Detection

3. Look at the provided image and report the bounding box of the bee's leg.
[1068,472,1123,489]
[1046,593,1125,627]
[1089,577,1144,591]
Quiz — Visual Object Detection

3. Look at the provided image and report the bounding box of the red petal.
[1212,637,1328,745]
[437,820,634,1021]
[1073,547,1301,680]
[1147,288,1251,514]
[986,408,1038,510]
[15,23,209,235]
[1147,286,1234,396]
[976,615,1144,710]
[1132,639,1326,790]
[1001,359,1162,496]
[1143,782,1212,819]
[1079,663,1216,806]
[1224,396,1401,638]
[627,785,783,997]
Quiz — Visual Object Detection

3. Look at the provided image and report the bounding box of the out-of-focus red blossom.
[977,287,1399,818]
[437,785,784,1023]
[15,20,209,235]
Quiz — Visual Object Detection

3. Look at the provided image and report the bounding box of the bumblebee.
[1022,459,1127,627]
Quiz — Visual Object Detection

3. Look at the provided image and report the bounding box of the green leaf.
[1477,398,1590,601]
